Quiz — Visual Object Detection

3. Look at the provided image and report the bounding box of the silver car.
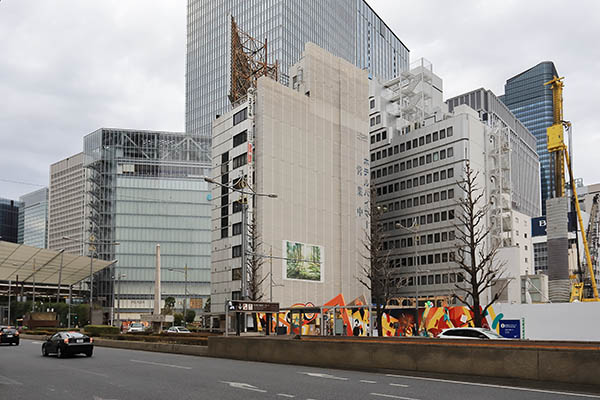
[166,326,191,334]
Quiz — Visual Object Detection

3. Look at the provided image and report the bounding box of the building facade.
[370,64,535,305]
[186,0,409,137]
[210,43,370,311]
[19,187,49,249]
[0,198,22,243]
[500,61,559,215]
[83,128,212,320]
[48,153,86,255]
[446,88,541,218]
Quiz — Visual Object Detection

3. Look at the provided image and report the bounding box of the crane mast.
[544,76,599,301]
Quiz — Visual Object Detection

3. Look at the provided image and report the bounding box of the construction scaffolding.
[228,16,278,105]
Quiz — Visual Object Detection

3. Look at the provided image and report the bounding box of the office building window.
[233,130,247,147]
[233,108,247,126]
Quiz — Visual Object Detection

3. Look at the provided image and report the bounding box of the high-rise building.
[369,62,535,304]
[0,198,22,243]
[446,88,541,217]
[186,0,409,137]
[210,43,370,311]
[83,128,212,320]
[48,153,86,255]
[19,187,49,249]
[500,61,559,215]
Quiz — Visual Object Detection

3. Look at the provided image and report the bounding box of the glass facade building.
[19,187,49,249]
[0,198,22,243]
[186,0,409,137]
[83,128,212,319]
[500,61,558,215]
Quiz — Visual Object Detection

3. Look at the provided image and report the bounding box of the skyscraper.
[0,198,22,243]
[500,61,559,215]
[186,0,409,137]
[48,153,86,255]
[19,187,49,249]
[83,128,212,321]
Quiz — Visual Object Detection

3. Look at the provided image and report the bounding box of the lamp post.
[203,176,277,300]
[168,266,188,323]
[116,272,126,327]
[63,236,119,325]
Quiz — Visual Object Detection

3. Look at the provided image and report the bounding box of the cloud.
[0,0,186,199]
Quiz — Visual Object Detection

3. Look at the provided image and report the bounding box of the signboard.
[189,298,203,309]
[230,300,279,313]
[499,319,521,339]
[283,240,323,282]
[532,213,578,237]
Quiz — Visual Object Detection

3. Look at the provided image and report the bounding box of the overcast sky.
[1,0,599,201]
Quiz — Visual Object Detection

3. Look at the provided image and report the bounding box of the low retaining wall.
[21,334,208,357]
[208,336,600,387]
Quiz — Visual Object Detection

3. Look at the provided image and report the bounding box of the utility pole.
[7,280,11,325]
[32,259,36,312]
[183,264,188,322]
[56,251,64,303]
[241,199,248,299]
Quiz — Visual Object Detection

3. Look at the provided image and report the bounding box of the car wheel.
[57,346,63,358]
[85,350,93,357]
[42,345,48,357]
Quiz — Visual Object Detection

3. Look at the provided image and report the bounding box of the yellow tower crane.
[544,76,599,301]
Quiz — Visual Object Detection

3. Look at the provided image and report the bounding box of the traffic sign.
[230,300,279,312]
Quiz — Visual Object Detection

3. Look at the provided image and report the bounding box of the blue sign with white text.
[499,319,521,339]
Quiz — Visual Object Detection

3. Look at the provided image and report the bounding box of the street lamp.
[115,272,127,327]
[168,266,188,324]
[63,236,119,325]
[203,176,277,300]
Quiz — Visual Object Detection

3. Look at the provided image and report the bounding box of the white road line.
[31,341,43,344]
[389,383,409,388]
[130,359,191,370]
[220,381,267,392]
[385,374,600,398]
[299,372,348,381]
[361,380,377,384]
[370,393,420,400]
[276,394,295,398]
[0,374,23,385]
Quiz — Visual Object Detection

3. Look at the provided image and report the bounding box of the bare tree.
[247,214,267,301]
[453,161,508,327]
[358,188,396,335]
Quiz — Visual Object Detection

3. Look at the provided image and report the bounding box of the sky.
[1,0,599,201]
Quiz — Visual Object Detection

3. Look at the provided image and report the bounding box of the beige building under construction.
[210,43,371,311]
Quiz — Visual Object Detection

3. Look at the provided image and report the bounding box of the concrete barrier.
[21,334,208,357]
[207,336,600,387]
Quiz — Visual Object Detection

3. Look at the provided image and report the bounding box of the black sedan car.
[0,326,20,345]
[42,331,93,358]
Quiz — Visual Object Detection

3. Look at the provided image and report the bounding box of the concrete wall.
[208,336,600,387]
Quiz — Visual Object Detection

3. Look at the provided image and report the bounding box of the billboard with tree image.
[283,240,323,282]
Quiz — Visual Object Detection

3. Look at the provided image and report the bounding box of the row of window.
[381,209,456,234]
[376,170,454,200]
[370,129,387,144]
[369,114,382,127]
[384,230,456,251]
[372,144,455,168]
[405,271,464,287]
[396,251,456,268]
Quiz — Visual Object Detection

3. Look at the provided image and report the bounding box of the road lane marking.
[389,383,409,388]
[370,393,420,400]
[0,374,23,385]
[31,341,43,344]
[220,381,267,392]
[130,359,191,370]
[361,380,377,384]
[277,394,295,398]
[299,372,348,380]
[385,374,600,398]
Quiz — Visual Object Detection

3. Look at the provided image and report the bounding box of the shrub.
[84,325,120,336]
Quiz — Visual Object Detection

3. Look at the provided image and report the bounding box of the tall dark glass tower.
[500,61,558,215]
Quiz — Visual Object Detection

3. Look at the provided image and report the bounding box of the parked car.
[0,326,20,345]
[127,323,146,333]
[167,326,191,334]
[42,331,93,357]
[438,327,507,340]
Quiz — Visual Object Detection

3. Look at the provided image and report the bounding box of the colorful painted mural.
[254,294,496,337]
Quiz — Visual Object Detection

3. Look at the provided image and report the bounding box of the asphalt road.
[1,339,599,400]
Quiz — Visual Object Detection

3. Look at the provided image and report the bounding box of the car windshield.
[131,324,143,328]
[63,332,85,338]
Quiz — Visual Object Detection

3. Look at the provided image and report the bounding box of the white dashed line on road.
[370,393,420,400]
[299,372,348,380]
[130,359,192,369]
[220,381,267,392]
[0,374,23,385]
[361,380,377,384]
[276,394,295,398]
[389,383,409,388]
